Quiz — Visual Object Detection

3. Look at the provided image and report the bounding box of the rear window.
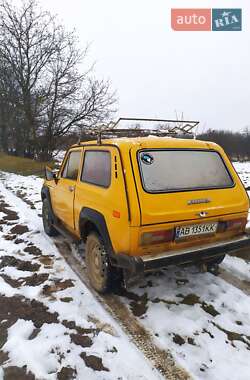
[81,150,111,188]
[138,150,234,193]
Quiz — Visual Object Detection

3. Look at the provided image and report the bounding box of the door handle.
[68,186,75,192]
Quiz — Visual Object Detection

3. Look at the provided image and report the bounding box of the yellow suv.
[42,118,250,293]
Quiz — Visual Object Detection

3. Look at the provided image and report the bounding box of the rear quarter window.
[81,150,111,188]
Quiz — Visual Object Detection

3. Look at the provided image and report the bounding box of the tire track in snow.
[5,171,250,315]
[0,178,189,380]
[54,239,190,380]
[0,180,164,380]
[3,173,250,380]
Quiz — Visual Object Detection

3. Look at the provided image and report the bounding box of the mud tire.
[85,232,113,293]
[42,198,58,237]
[208,254,225,266]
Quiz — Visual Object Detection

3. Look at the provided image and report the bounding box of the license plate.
[175,222,218,240]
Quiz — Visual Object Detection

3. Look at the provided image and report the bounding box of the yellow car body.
[42,136,250,282]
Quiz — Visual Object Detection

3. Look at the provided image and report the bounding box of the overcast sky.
[14,0,250,132]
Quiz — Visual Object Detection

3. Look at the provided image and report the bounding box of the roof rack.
[88,117,200,145]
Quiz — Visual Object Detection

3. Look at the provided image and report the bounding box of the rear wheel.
[85,232,113,293]
[42,198,58,237]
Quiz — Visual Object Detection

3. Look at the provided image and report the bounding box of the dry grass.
[0,153,53,176]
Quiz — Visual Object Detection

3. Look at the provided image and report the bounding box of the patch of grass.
[0,153,53,176]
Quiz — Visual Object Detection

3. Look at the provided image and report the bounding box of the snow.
[5,320,70,379]
[222,255,250,282]
[233,162,250,189]
[0,173,161,380]
[122,267,250,380]
[1,161,250,380]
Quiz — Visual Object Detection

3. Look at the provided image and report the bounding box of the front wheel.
[85,232,113,293]
[42,198,58,237]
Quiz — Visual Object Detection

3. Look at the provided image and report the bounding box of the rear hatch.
[130,147,248,226]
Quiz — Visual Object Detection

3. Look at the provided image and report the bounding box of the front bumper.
[111,234,250,275]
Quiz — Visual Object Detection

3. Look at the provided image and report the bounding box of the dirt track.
[54,239,191,380]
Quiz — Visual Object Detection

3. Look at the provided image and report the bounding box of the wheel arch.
[79,208,113,254]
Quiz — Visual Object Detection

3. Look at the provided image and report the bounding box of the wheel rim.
[87,237,108,290]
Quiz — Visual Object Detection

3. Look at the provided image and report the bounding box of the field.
[0,159,250,380]
[0,153,54,177]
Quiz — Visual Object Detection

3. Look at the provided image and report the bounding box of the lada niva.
[42,118,250,293]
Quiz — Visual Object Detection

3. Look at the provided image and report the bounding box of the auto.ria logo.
[212,9,242,31]
[171,8,242,32]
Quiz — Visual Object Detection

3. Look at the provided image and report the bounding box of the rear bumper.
[111,234,250,275]
[142,234,250,271]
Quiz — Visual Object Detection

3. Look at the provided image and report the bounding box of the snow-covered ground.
[118,265,250,380]
[0,162,250,380]
[233,162,250,190]
[0,173,161,380]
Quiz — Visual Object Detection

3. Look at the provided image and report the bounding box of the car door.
[74,147,130,253]
[52,149,82,232]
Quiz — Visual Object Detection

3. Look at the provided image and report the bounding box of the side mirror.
[45,166,59,181]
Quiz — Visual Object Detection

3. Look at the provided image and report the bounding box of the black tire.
[207,254,225,266]
[85,232,113,293]
[42,198,58,237]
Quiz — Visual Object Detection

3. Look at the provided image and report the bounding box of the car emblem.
[187,198,211,205]
[141,153,154,165]
[197,211,208,218]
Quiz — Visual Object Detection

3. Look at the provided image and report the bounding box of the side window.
[62,151,81,180]
[81,151,111,188]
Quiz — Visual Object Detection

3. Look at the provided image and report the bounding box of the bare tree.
[0,0,116,160]
[0,58,24,154]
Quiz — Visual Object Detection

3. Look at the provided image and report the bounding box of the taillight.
[226,218,247,231]
[218,218,247,233]
[141,229,174,246]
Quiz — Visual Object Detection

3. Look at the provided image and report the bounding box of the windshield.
[138,150,234,193]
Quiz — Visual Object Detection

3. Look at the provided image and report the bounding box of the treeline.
[53,129,250,161]
[198,129,250,160]
[0,0,115,161]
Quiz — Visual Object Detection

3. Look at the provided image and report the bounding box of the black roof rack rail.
[81,117,200,145]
